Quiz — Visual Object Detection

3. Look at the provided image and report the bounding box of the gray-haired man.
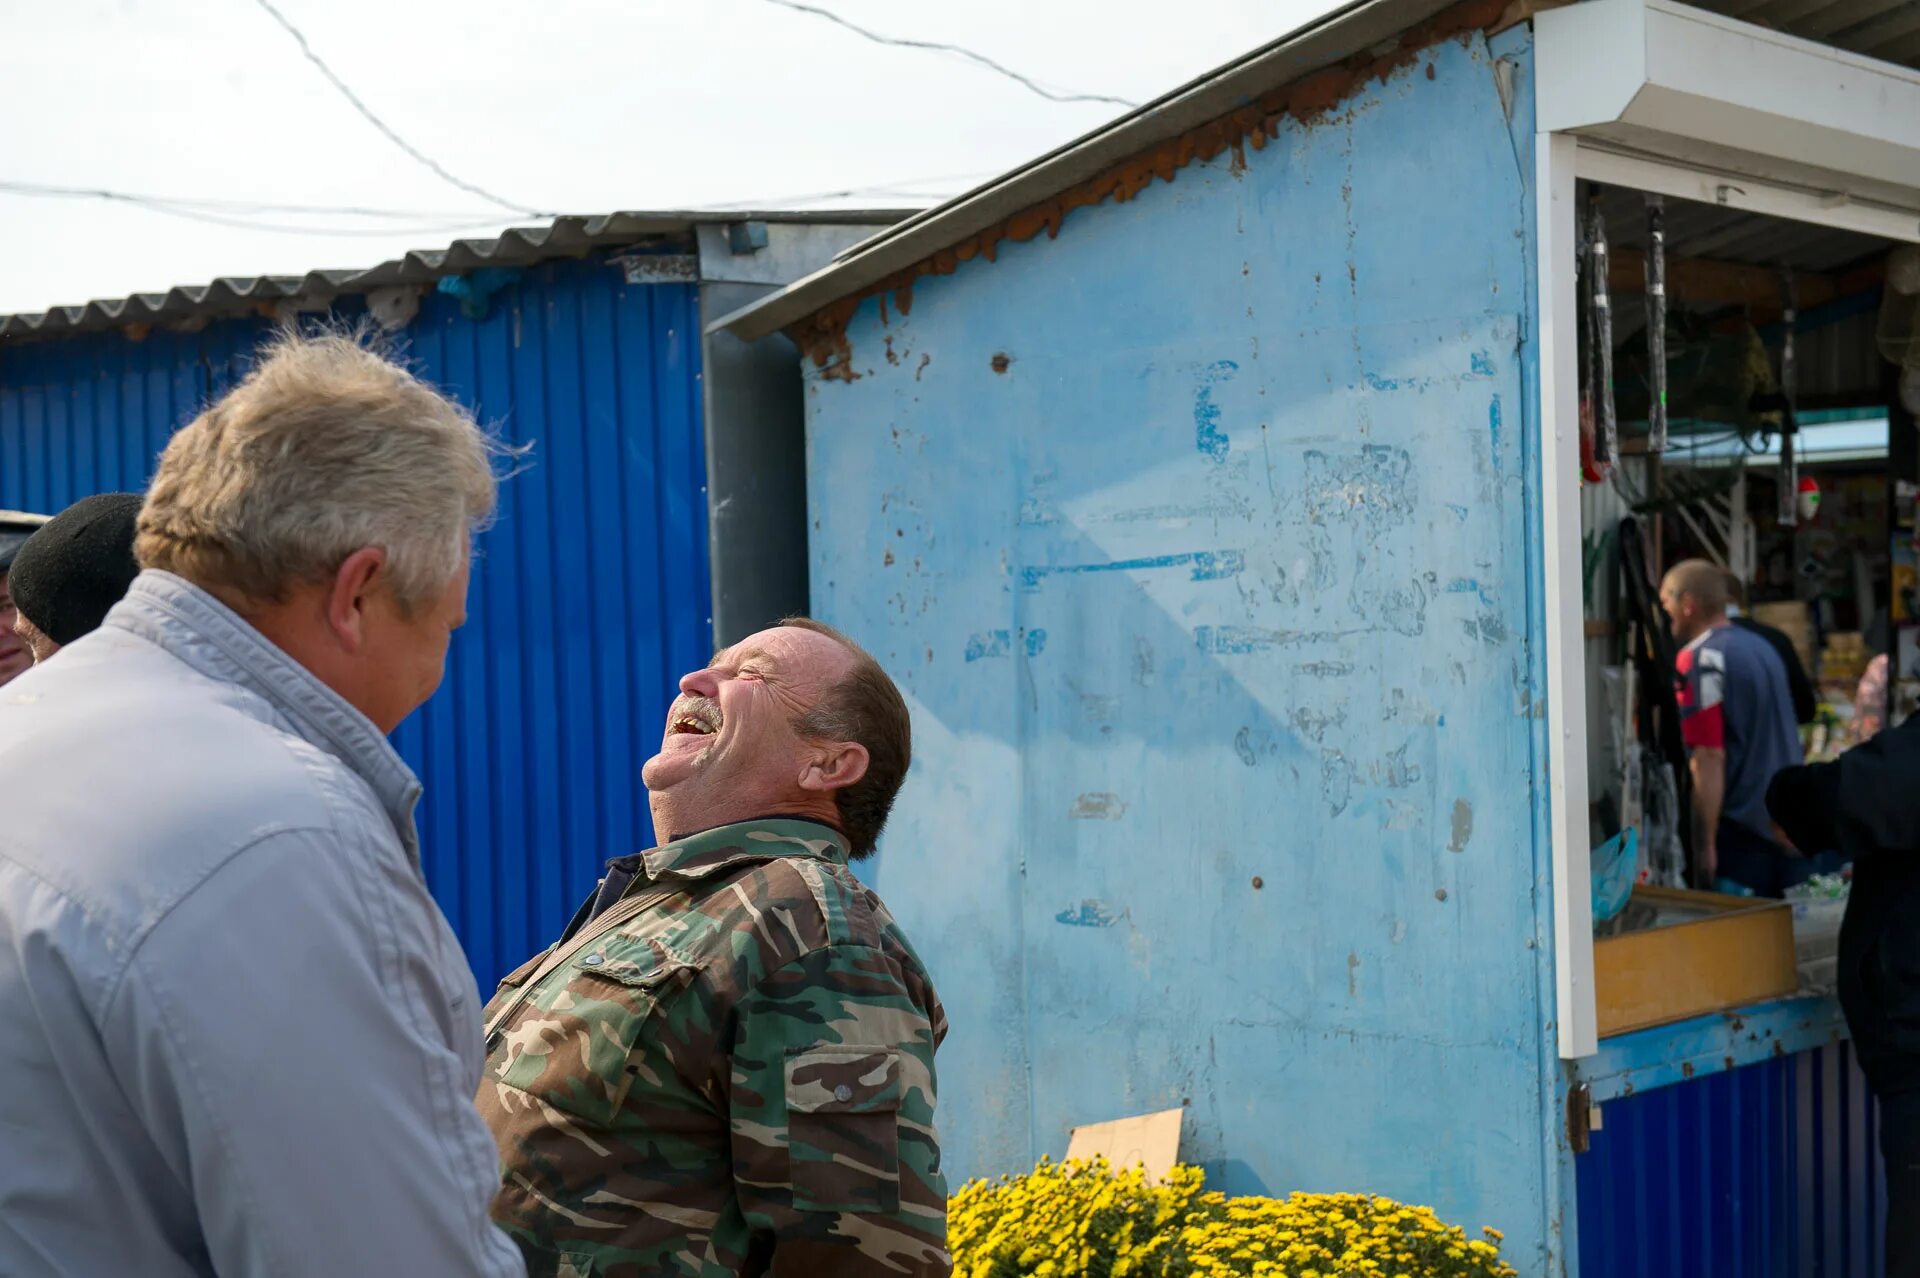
[0,333,525,1276]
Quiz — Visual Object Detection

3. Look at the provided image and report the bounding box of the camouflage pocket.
[492,942,696,1126]
[784,1046,902,1214]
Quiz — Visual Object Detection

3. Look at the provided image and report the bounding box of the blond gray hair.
[137,329,500,610]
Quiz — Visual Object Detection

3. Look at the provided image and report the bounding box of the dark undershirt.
[560,813,846,942]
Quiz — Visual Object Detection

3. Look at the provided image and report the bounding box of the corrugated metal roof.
[0,210,908,342]
[1693,0,1920,70]
[715,0,1920,342]
[1599,185,1891,272]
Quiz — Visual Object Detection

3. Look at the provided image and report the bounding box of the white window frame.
[1533,0,1920,1059]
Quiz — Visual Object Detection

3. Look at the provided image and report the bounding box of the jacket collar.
[106,570,425,860]
[640,817,850,881]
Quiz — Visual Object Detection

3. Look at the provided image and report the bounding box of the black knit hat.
[0,510,49,574]
[10,493,144,645]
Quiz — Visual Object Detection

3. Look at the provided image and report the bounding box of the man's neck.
[652,798,842,847]
[1687,618,1731,645]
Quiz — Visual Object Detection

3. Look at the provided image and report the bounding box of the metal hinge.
[1567,1082,1602,1153]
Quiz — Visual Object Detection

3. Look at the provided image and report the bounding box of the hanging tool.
[1776,265,1799,527]
[1587,189,1618,465]
[1644,194,1668,453]
[1576,193,1608,482]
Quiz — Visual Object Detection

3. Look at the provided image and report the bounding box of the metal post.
[1777,266,1799,528]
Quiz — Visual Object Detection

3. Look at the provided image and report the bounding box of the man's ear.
[799,739,870,794]
[324,547,388,652]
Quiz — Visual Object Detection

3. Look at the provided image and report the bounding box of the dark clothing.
[1676,624,1804,851]
[1715,819,1798,898]
[1884,1091,1920,1278]
[1768,718,1920,1097]
[1770,721,1920,1274]
[1732,615,1819,726]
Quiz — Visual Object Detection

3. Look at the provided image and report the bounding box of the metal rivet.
[834,1084,854,1103]
[583,954,605,967]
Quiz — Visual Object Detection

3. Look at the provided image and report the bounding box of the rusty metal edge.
[710,0,1457,342]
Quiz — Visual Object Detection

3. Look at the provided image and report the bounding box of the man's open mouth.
[668,702,720,736]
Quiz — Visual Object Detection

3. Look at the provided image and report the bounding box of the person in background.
[8,492,143,665]
[1725,571,1818,727]
[0,510,50,686]
[477,619,948,1278]
[0,332,526,1277]
[1660,559,1805,894]
[1856,653,1891,744]
[1769,720,1920,1276]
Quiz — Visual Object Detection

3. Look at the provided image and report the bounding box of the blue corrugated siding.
[1578,1044,1885,1277]
[0,255,711,987]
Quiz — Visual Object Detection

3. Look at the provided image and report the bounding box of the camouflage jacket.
[476,818,949,1278]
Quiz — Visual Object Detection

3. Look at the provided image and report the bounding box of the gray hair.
[137,328,503,611]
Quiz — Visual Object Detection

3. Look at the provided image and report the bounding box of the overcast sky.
[0,0,1343,316]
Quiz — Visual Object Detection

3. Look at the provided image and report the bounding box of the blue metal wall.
[1578,1044,1885,1277]
[802,27,1567,1275]
[0,255,711,987]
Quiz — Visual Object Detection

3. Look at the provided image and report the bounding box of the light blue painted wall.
[805,28,1567,1275]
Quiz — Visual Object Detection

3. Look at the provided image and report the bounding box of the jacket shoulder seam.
[98,823,333,1023]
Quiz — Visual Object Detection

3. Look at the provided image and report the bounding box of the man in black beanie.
[8,493,143,665]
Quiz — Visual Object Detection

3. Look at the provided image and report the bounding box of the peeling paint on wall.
[1056,900,1122,927]
[1070,792,1129,820]
[1450,798,1476,852]
[1022,549,1245,589]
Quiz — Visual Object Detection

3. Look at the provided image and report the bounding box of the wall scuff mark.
[1449,798,1475,852]
[1070,792,1130,820]
[1056,900,1122,927]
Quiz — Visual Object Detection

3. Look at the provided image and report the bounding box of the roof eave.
[0,209,919,343]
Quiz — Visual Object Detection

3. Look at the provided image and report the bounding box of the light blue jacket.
[0,571,523,1277]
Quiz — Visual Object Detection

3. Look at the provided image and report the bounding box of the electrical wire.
[760,0,1137,108]
[709,170,996,208]
[249,0,547,216]
[0,181,516,237]
[0,180,507,222]
[102,202,512,238]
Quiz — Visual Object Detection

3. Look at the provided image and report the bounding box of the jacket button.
[834,1084,853,1103]
[583,954,605,967]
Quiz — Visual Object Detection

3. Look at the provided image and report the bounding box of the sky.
[0,0,1344,316]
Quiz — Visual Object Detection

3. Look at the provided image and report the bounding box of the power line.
[0,181,516,238]
[0,180,504,222]
[760,0,1137,109]
[249,0,547,216]
[107,203,512,239]
[710,169,997,209]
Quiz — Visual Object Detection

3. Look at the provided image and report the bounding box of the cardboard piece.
[1065,1107,1185,1182]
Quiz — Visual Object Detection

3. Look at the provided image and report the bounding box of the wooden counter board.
[1595,886,1798,1039]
